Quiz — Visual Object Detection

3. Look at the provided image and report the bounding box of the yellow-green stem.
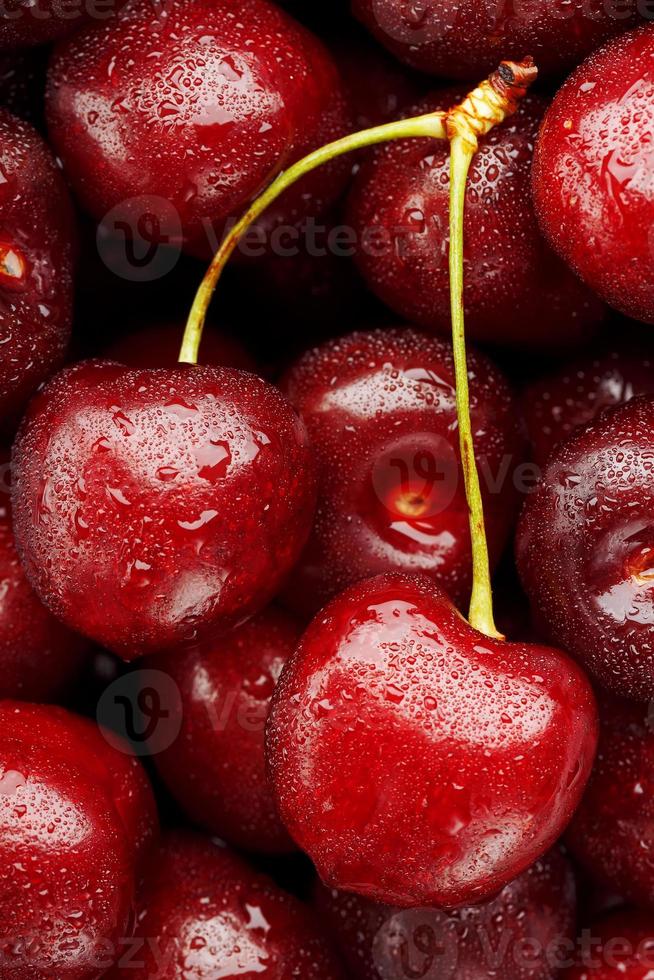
[178,112,447,364]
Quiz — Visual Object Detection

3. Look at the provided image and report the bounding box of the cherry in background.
[352,0,642,80]
[516,396,654,701]
[11,360,317,659]
[104,321,255,372]
[108,830,346,979]
[566,694,654,911]
[316,847,576,980]
[533,26,654,324]
[0,0,125,49]
[0,701,157,979]
[348,92,605,349]
[563,911,654,978]
[46,0,351,258]
[266,573,597,908]
[150,606,300,854]
[0,108,75,429]
[280,328,524,617]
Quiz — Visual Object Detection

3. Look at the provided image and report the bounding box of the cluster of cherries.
[2,0,654,977]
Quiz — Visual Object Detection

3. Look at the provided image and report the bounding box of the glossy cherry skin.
[108,830,346,979]
[0,455,87,701]
[266,573,598,909]
[516,396,654,701]
[0,107,75,428]
[46,0,351,258]
[150,606,300,854]
[565,694,654,910]
[316,847,576,980]
[522,347,654,467]
[0,701,157,979]
[11,360,317,659]
[352,0,641,80]
[104,322,255,372]
[563,911,654,979]
[533,26,654,324]
[280,328,524,617]
[348,93,604,348]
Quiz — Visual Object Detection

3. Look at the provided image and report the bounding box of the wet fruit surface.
[266,573,598,908]
[516,396,654,701]
[281,328,523,616]
[10,360,317,659]
[533,26,654,324]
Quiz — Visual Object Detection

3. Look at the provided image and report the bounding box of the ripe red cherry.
[108,830,346,979]
[522,346,654,467]
[563,910,654,979]
[348,92,604,348]
[11,360,317,659]
[516,396,654,701]
[104,321,255,372]
[566,693,654,910]
[0,454,87,701]
[0,701,157,979]
[150,606,300,854]
[46,0,351,258]
[316,847,576,980]
[0,107,74,428]
[533,26,654,324]
[280,328,523,617]
[266,573,598,908]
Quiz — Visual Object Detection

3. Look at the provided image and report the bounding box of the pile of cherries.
[2,0,654,977]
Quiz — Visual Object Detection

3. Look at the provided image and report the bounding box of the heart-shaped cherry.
[0,107,75,429]
[516,395,654,701]
[533,25,654,324]
[563,910,654,978]
[46,0,351,258]
[315,846,576,980]
[347,91,605,348]
[107,830,346,979]
[150,605,300,853]
[352,0,642,80]
[566,693,654,910]
[11,360,317,659]
[280,327,524,617]
[266,573,598,908]
[0,701,157,979]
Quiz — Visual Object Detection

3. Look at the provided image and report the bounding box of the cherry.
[0,0,124,50]
[46,0,352,258]
[533,26,654,324]
[566,693,654,911]
[266,572,598,908]
[0,701,157,979]
[563,910,654,979]
[280,327,524,617]
[0,107,75,429]
[11,360,317,659]
[522,346,654,467]
[516,395,654,701]
[150,605,300,854]
[104,321,255,371]
[0,453,87,701]
[347,91,605,348]
[107,829,347,979]
[315,847,576,980]
[352,0,642,80]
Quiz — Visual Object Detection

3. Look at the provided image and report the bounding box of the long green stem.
[178,112,447,364]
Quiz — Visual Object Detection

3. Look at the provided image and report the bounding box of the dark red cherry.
[108,830,346,979]
[348,92,604,348]
[266,573,598,908]
[11,360,317,659]
[0,107,75,429]
[0,0,124,50]
[533,26,654,324]
[280,328,524,617]
[563,910,654,978]
[352,0,641,80]
[46,0,351,258]
[0,454,87,701]
[150,605,300,854]
[516,396,654,701]
[566,693,654,910]
[104,321,255,372]
[0,701,157,979]
[522,346,654,467]
[316,847,576,980]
